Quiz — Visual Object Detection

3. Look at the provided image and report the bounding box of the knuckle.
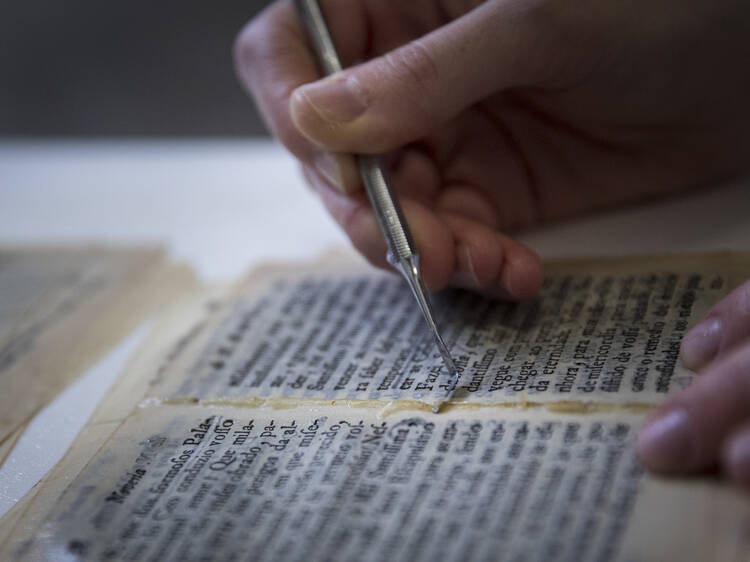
[233,20,263,87]
[737,281,750,317]
[382,39,440,95]
[233,1,290,89]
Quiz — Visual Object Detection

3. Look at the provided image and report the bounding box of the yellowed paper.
[0,246,199,448]
[0,283,220,547]
[0,406,647,560]
[3,252,750,561]
[0,488,35,548]
[5,404,749,561]
[616,477,750,562]
[147,253,748,412]
[0,426,25,468]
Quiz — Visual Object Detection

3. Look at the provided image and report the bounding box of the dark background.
[1,0,272,136]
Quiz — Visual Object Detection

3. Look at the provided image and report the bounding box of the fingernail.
[293,74,368,124]
[680,316,721,369]
[314,153,356,195]
[726,431,750,488]
[499,259,518,300]
[450,245,480,288]
[636,409,693,472]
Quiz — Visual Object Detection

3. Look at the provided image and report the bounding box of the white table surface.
[1,138,749,516]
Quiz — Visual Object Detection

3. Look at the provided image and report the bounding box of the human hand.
[235,0,750,297]
[637,280,750,488]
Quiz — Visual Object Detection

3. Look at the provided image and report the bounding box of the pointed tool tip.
[433,366,460,415]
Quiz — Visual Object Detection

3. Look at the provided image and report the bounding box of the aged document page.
[0,285,217,545]
[147,253,744,410]
[2,253,750,561]
[0,246,199,450]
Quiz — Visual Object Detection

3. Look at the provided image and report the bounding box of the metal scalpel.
[294,0,460,412]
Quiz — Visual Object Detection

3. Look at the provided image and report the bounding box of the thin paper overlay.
[0,246,200,448]
[15,407,647,561]
[150,253,745,410]
[2,252,750,561]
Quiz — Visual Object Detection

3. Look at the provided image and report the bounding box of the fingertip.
[636,408,695,473]
[641,345,750,478]
[442,215,542,300]
[451,244,482,289]
[680,316,722,371]
[725,426,750,490]
[679,279,750,371]
[404,204,455,292]
[502,249,543,300]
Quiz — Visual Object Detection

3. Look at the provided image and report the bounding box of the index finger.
[234,0,368,161]
[637,344,750,474]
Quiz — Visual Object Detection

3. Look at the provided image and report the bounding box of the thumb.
[289,1,543,153]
